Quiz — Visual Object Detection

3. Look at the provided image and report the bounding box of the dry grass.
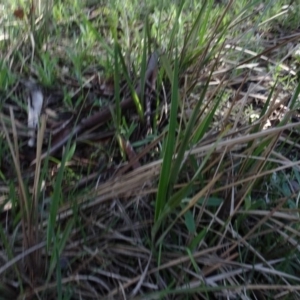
[1,0,300,299]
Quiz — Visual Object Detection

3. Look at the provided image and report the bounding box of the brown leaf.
[13,8,24,19]
[121,137,141,170]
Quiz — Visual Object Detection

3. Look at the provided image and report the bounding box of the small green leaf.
[188,228,207,252]
[184,209,195,234]
[66,143,76,161]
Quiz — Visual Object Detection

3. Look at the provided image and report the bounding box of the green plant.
[1,0,300,299]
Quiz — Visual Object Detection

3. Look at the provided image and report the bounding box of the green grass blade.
[47,219,73,282]
[154,49,179,223]
[166,66,218,197]
[179,0,210,66]
[139,19,149,114]
[167,1,185,54]
[116,46,144,119]
[46,139,72,251]
[188,228,207,252]
[114,42,121,129]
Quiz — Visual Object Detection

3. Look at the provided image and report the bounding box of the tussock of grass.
[1,0,300,299]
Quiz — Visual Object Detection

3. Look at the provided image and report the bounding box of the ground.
[1,0,300,299]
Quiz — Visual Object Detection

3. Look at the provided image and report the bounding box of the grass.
[1,0,300,299]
